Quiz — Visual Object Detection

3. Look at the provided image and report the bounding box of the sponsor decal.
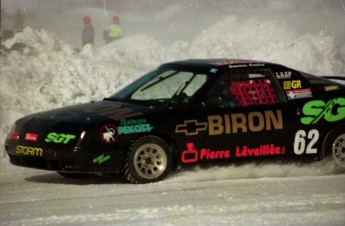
[181,142,230,163]
[16,145,43,157]
[210,60,264,67]
[248,63,265,67]
[175,120,208,135]
[93,153,111,164]
[324,85,340,92]
[208,110,283,135]
[283,80,302,90]
[301,97,345,125]
[276,71,292,79]
[100,124,118,143]
[176,110,283,136]
[228,64,248,69]
[118,119,153,135]
[235,144,285,157]
[45,132,76,144]
[181,142,285,163]
[286,89,313,100]
[24,133,38,142]
[248,73,265,78]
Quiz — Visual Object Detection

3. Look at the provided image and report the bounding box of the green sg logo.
[301,97,345,125]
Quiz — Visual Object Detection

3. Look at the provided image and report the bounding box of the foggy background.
[2,0,345,51]
[1,1,345,225]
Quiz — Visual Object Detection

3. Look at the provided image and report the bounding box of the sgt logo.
[45,132,76,144]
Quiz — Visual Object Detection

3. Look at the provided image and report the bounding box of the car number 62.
[294,129,319,155]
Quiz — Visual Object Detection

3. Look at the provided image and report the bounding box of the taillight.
[6,124,19,141]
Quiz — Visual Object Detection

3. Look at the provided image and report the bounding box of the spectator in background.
[81,16,94,47]
[103,16,123,44]
[14,9,25,32]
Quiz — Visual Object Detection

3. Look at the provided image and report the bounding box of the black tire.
[322,126,345,171]
[123,135,172,184]
[57,172,89,179]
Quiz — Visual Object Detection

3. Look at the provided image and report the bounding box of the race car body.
[5,59,345,183]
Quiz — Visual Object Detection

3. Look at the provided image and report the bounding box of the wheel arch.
[127,132,179,168]
[321,123,345,169]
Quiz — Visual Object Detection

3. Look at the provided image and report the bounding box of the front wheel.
[322,126,345,171]
[123,136,172,184]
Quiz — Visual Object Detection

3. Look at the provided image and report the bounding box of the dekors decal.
[118,118,153,135]
[176,110,283,136]
[301,97,345,125]
[45,132,76,144]
[119,124,153,134]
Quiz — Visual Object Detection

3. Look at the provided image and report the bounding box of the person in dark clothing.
[81,16,94,46]
[14,9,25,32]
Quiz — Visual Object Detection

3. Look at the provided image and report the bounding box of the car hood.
[18,100,159,125]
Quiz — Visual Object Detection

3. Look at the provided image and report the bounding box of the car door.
[174,68,298,165]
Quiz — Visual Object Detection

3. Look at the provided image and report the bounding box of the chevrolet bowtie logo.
[175,120,208,135]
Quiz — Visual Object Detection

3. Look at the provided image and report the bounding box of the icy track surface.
[0,165,345,226]
[1,1,345,225]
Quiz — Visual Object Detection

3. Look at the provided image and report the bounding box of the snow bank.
[1,14,344,175]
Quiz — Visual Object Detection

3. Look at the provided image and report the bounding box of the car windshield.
[107,67,208,106]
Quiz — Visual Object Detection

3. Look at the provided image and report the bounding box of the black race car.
[4,59,345,183]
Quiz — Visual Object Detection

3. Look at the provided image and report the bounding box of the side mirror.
[203,96,222,108]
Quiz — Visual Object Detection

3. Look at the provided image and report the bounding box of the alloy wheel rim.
[133,143,167,180]
[332,134,345,168]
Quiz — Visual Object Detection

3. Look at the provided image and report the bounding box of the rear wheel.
[123,136,172,184]
[322,126,345,171]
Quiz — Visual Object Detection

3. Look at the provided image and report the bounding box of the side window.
[229,74,278,106]
[205,70,279,108]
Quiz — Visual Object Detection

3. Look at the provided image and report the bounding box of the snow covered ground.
[1,0,345,225]
[0,165,344,226]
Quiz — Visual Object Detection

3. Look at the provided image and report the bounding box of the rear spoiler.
[321,76,345,81]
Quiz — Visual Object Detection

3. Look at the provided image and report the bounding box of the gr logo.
[45,132,76,144]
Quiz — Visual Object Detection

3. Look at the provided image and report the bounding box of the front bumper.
[5,143,125,173]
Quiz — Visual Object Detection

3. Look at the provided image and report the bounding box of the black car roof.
[160,58,284,71]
